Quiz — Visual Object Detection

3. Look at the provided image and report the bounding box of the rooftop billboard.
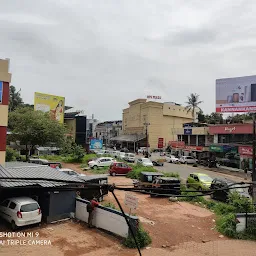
[216,75,256,113]
[34,92,65,123]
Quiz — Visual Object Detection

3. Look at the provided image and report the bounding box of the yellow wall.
[123,99,193,148]
[0,105,8,126]
[0,151,5,164]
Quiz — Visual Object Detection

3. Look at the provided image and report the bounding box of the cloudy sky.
[1,0,256,120]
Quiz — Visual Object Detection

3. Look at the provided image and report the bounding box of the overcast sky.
[1,0,256,120]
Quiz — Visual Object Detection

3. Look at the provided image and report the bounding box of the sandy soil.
[1,163,255,255]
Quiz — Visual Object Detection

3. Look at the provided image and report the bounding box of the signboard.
[184,146,203,152]
[158,138,164,148]
[124,193,138,210]
[34,92,65,123]
[184,128,192,135]
[169,141,185,148]
[209,124,252,134]
[239,146,253,156]
[147,95,161,100]
[209,144,237,153]
[90,139,103,149]
[216,75,256,113]
[0,81,2,103]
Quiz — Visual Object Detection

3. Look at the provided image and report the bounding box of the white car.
[118,152,126,159]
[180,156,198,164]
[137,158,153,167]
[0,197,42,230]
[166,155,180,164]
[88,157,115,169]
[59,168,86,177]
[97,150,110,156]
[124,153,136,163]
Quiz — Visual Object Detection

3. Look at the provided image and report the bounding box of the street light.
[144,122,150,157]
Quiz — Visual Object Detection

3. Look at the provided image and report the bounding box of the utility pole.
[144,122,150,157]
[252,114,256,204]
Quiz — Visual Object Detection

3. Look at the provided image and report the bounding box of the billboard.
[90,139,103,150]
[34,92,65,123]
[0,81,2,103]
[216,75,256,113]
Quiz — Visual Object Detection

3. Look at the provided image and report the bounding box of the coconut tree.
[185,93,203,122]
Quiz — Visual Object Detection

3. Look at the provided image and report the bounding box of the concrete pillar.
[188,135,190,146]
[196,135,199,146]
[214,134,218,144]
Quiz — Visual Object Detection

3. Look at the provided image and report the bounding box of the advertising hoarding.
[90,139,103,150]
[216,75,256,113]
[158,138,164,148]
[34,92,65,123]
[0,81,2,103]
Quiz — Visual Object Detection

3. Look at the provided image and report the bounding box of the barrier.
[75,198,139,238]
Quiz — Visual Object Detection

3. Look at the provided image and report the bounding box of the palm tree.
[185,93,203,122]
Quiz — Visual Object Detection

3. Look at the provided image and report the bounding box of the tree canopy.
[8,107,67,158]
[9,85,24,112]
[185,93,203,121]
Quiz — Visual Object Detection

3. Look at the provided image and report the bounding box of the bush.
[82,154,97,164]
[5,147,19,162]
[212,202,235,216]
[216,213,237,237]
[126,166,156,179]
[228,192,254,213]
[123,225,152,248]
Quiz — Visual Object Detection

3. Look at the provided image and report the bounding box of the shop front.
[239,146,253,171]
[183,145,209,158]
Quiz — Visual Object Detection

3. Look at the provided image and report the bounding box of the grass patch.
[162,172,180,178]
[89,166,109,174]
[102,202,117,210]
[123,224,152,249]
[180,189,256,239]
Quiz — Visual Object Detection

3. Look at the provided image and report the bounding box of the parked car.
[137,158,153,167]
[0,197,42,230]
[109,162,132,176]
[166,154,180,164]
[186,173,213,190]
[151,177,181,196]
[152,160,164,166]
[118,152,126,160]
[180,156,198,164]
[97,150,110,156]
[210,178,250,202]
[59,168,86,177]
[88,157,115,169]
[124,153,136,163]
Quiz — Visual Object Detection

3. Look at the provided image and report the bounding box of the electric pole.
[252,114,256,204]
[144,122,150,157]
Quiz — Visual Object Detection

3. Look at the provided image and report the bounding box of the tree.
[9,85,23,112]
[185,93,203,121]
[8,107,67,160]
[206,112,224,124]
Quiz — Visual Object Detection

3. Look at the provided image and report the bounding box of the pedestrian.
[87,198,99,228]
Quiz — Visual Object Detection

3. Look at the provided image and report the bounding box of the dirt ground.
[1,163,255,256]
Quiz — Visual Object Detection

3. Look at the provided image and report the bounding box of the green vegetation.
[126,165,156,179]
[89,166,109,174]
[162,172,180,178]
[181,190,256,239]
[8,107,67,160]
[5,147,19,162]
[102,202,117,210]
[123,224,152,249]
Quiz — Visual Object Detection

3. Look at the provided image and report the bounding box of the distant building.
[115,99,194,150]
[94,120,122,146]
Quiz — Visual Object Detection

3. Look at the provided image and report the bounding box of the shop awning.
[110,134,146,142]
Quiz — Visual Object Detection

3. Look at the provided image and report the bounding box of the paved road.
[148,153,245,182]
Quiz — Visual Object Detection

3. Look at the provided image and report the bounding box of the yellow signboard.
[34,92,65,123]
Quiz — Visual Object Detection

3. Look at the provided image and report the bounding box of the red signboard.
[169,141,185,148]
[209,124,252,134]
[238,146,253,156]
[158,138,164,148]
[184,146,204,152]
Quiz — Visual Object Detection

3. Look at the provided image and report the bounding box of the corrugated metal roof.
[4,162,45,168]
[0,164,84,188]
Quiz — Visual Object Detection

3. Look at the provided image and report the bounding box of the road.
[149,153,245,182]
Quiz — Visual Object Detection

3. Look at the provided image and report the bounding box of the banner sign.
[216,75,256,113]
[90,139,103,150]
[158,138,164,148]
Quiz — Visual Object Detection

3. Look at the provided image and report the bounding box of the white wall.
[76,199,138,238]
[236,213,256,232]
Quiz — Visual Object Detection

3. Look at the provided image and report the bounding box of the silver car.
[180,156,198,164]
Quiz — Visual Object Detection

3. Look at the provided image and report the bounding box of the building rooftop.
[0,163,84,188]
